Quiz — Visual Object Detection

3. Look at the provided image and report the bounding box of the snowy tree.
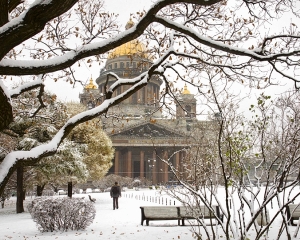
[26,139,89,196]
[66,103,114,181]
[6,87,69,212]
[0,2,299,233]
[163,90,300,239]
[24,102,113,198]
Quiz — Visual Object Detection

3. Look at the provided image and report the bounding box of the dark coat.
[110,185,121,198]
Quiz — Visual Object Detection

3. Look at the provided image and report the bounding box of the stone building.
[79,20,213,184]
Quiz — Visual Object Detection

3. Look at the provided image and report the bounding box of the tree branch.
[0,0,78,59]
[0,0,222,74]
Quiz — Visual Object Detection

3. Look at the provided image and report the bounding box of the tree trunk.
[36,185,45,196]
[67,182,72,198]
[0,87,13,131]
[16,166,24,213]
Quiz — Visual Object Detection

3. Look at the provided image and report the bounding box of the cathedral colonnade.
[110,147,185,184]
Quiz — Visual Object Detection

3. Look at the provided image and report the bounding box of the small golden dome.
[108,39,148,59]
[85,78,97,89]
[182,84,191,94]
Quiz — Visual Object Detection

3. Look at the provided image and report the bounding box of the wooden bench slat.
[144,207,178,218]
[179,206,216,218]
[140,205,223,226]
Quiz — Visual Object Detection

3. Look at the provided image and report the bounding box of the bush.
[27,197,96,232]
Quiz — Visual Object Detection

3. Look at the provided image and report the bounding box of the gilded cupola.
[182,84,191,94]
[108,19,148,59]
[85,77,97,89]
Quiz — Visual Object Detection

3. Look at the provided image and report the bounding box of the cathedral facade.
[79,20,210,184]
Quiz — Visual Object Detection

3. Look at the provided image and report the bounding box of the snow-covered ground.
[0,188,299,240]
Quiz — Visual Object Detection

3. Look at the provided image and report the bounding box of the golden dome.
[182,84,191,94]
[108,39,148,59]
[108,18,148,59]
[85,78,97,89]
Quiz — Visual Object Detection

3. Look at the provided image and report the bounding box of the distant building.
[79,20,214,184]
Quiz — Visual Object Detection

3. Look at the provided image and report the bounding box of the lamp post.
[148,159,156,184]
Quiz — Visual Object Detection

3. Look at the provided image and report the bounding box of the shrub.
[27,197,96,232]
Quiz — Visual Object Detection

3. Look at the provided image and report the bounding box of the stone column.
[127,150,132,178]
[175,152,180,170]
[140,150,144,178]
[163,150,169,183]
[115,150,119,175]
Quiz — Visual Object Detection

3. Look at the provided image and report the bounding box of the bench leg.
[146,220,149,226]
[181,219,185,226]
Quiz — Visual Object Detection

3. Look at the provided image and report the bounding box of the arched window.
[120,62,124,68]
[185,105,191,117]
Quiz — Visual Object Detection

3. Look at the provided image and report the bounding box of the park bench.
[286,204,300,226]
[140,205,223,226]
[140,206,181,226]
[178,205,223,226]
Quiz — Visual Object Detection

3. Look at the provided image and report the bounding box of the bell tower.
[176,84,197,119]
[79,77,101,109]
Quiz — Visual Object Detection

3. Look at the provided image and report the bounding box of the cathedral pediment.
[110,122,185,139]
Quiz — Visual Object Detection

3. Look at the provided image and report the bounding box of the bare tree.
[163,89,300,239]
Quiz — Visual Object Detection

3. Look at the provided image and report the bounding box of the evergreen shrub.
[27,197,96,232]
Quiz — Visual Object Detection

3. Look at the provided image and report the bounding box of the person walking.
[110,181,121,210]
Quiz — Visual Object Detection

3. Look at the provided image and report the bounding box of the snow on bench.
[286,204,300,226]
[178,205,223,226]
[140,205,223,226]
[140,206,180,226]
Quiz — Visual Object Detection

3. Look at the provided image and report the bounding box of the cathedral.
[79,20,212,184]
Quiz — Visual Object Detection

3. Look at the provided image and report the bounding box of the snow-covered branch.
[155,16,300,61]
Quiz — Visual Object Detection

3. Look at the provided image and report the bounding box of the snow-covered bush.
[27,197,95,232]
